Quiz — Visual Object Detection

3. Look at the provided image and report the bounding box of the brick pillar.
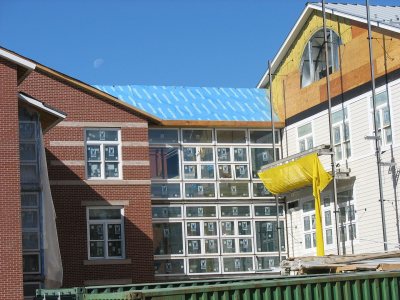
[0,58,23,299]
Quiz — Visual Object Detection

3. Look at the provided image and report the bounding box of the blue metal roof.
[94,85,279,122]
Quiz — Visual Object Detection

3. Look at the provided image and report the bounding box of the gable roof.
[257,2,400,88]
[95,85,282,127]
[0,46,162,124]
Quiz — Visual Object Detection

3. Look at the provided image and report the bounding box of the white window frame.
[369,89,393,148]
[337,190,357,244]
[181,128,214,145]
[150,146,181,181]
[184,182,217,199]
[153,220,185,257]
[86,206,125,260]
[150,182,183,200]
[148,128,180,145]
[84,128,122,180]
[215,129,248,144]
[297,122,313,153]
[218,182,250,199]
[332,107,351,162]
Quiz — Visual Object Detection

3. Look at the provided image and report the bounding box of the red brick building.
[0,48,159,299]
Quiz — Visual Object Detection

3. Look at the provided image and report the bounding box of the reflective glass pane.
[151,183,181,199]
[86,130,118,141]
[257,256,284,270]
[255,221,285,252]
[153,223,183,255]
[221,221,235,236]
[108,224,122,240]
[304,216,311,231]
[149,129,179,144]
[333,126,341,144]
[222,238,236,253]
[234,148,247,161]
[254,206,283,217]
[326,229,333,245]
[385,127,392,145]
[22,232,39,250]
[152,206,182,218]
[89,209,121,220]
[217,130,246,143]
[218,165,232,179]
[219,182,249,197]
[375,91,388,107]
[105,162,119,178]
[22,210,38,229]
[199,148,214,161]
[187,222,200,236]
[221,206,250,217]
[252,183,271,197]
[150,148,180,179]
[238,221,251,235]
[185,183,215,198]
[200,165,215,179]
[298,123,312,137]
[250,131,273,144]
[324,211,332,226]
[154,259,185,274]
[299,140,306,152]
[89,224,104,240]
[23,254,40,273]
[19,122,36,140]
[335,145,342,161]
[20,164,38,183]
[187,239,201,254]
[87,162,101,178]
[183,147,196,161]
[204,222,217,236]
[105,145,118,161]
[182,130,212,143]
[205,239,218,253]
[108,241,122,257]
[186,206,216,218]
[223,257,253,272]
[305,234,312,249]
[251,148,275,178]
[217,148,231,162]
[239,238,253,253]
[90,241,104,257]
[184,165,197,179]
[188,258,219,273]
[235,165,249,179]
[21,193,38,207]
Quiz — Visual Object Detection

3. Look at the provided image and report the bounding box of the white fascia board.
[257,6,313,88]
[257,4,400,89]
[19,93,66,120]
[0,49,36,70]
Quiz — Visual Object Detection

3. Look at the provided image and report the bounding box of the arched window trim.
[300,28,341,88]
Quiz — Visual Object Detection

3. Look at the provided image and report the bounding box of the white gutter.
[0,48,36,70]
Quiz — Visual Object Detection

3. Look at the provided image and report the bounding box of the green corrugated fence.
[36,271,400,300]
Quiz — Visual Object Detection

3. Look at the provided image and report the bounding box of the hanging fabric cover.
[39,128,63,288]
[258,153,332,256]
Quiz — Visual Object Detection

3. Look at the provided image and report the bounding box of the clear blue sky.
[0,0,398,88]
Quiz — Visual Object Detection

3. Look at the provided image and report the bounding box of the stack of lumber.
[281,250,400,274]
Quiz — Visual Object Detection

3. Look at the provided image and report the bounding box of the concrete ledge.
[83,258,132,266]
[81,200,129,206]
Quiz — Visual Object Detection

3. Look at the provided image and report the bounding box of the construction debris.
[281,250,400,274]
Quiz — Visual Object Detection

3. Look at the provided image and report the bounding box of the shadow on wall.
[45,149,154,287]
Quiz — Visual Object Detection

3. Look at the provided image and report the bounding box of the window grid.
[85,129,121,180]
[332,108,351,161]
[297,123,313,152]
[370,91,392,147]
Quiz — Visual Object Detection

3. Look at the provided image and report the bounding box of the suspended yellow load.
[258,153,332,256]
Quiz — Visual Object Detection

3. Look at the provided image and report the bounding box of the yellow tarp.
[258,153,332,256]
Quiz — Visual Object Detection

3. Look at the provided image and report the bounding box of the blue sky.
[0,0,398,88]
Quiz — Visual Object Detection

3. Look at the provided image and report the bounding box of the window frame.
[86,206,125,260]
[332,107,351,162]
[369,89,393,148]
[84,128,122,180]
[297,122,314,153]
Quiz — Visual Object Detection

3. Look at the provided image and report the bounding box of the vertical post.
[268,60,282,262]
[322,0,340,255]
[390,145,400,246]
[366,0,388,251]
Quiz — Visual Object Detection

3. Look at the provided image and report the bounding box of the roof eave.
[158,120,285,128]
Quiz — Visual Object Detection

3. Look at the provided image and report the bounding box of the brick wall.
[19,70,154,286]
[0,58,23,298]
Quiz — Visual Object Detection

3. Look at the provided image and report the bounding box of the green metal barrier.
[37,271,400,300]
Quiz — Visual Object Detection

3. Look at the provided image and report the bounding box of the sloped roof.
[95,85,280,123]
[258,2,400,88]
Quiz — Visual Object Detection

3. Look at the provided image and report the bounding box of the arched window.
[300,29,341,88]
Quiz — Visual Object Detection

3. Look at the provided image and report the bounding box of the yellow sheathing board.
[270,11,352,120]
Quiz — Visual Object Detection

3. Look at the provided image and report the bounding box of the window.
[300,29,341,88]
[85,129,121,179]
[250,148,278,178]
[149,129,179,144]
[153,222,184,255]
[183,146,215,180]
[182,129,212,143]
[87,207,124,259]
[371,91,392,146]
[255,221,285,252]
[337,190,357,242]
[333,108,351,161]
[216,130,246,144]
[302,198,334,250]
[297,123,313,152]
[150,147,180,179]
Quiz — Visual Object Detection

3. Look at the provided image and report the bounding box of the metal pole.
[322,0,340,255]
[390,145,400,246]
[366,0,388,251]
[268,60,282,262]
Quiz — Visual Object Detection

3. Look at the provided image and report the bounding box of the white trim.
[0,49,36,70]
[19,93,66,119]
[58,121,147,128]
